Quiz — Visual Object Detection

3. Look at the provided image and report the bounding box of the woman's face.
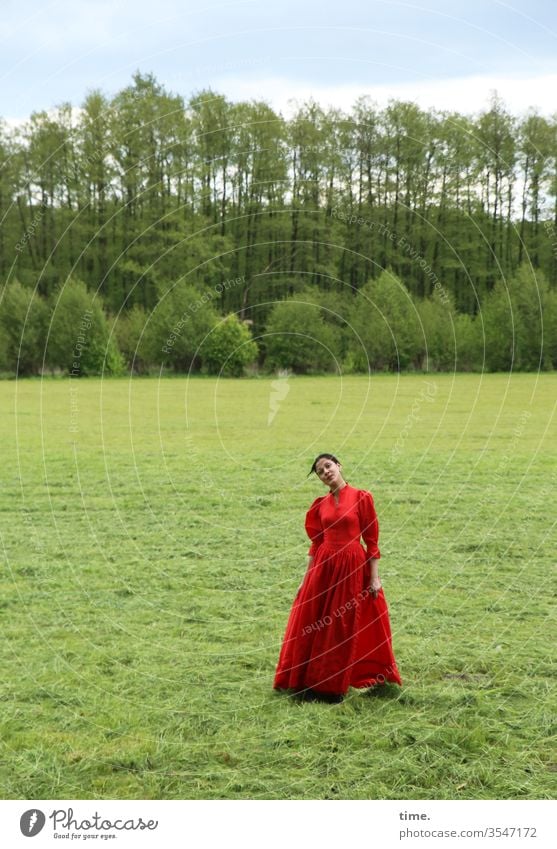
[315,457,344,489]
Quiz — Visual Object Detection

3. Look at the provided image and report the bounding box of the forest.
[1,71,556,375]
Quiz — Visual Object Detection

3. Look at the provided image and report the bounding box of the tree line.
[1,264,554,376]
[0,71,555,375]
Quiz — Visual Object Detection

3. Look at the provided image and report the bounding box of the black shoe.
[303,689,322,702]
[312,690,344,704]
[291,688,318,702]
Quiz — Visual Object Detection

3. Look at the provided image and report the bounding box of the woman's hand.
[368,559,382,598]
[369,575,382,598]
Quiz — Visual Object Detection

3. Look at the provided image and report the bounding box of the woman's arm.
[305,497,324,557]
[358,491,382,598]
[368,557,382,598]
[298,496,323,595]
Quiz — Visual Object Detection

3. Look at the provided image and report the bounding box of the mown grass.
[0,373,555,799]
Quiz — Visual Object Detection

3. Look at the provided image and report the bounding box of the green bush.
[348,270,422,371]
[200,314,258,376]
[292,286,355,360]
[264,300,341,373]
[454,312,483,371]
[46,278,123,375]
[0,280,47,375]
[482,265,553,372]
[416,290,458,371]
[114,305,151,373]
[143,283,218,372]
[481,281,513,371]
[0,326,7,373]
[544,288,557,369]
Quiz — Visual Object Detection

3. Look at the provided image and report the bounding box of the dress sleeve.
[358,490,381,560]
[305,496,324,556]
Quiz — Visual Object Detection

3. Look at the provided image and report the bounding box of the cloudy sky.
[1,0,556,121]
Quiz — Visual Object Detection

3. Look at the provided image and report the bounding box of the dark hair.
[307,453,341,478]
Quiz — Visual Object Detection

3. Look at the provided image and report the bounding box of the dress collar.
[329,482,349,501]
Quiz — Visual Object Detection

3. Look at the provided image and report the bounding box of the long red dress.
[273,483,402,696]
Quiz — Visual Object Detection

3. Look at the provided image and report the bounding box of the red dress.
[273,483,402,696]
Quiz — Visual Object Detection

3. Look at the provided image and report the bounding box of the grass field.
[0,372,555,799]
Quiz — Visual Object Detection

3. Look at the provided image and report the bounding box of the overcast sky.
[1,0,556,121]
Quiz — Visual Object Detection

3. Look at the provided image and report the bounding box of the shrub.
[264,300,341,373]
[416,290,458,371]
[46,278,123,375]
[454,313,483,371]
[114,305,151,373]
[482,265,553,372]
[0,280,47,375]
[348,270,421,371]
[200,314,258,376]
[143,283,218,372]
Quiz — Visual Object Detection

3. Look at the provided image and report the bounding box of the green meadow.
[0,373,555,800]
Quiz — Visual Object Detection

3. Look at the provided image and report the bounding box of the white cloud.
[213,72,557,117]
[4,70,556,130]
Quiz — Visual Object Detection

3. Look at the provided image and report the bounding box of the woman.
[273,453,402,703]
